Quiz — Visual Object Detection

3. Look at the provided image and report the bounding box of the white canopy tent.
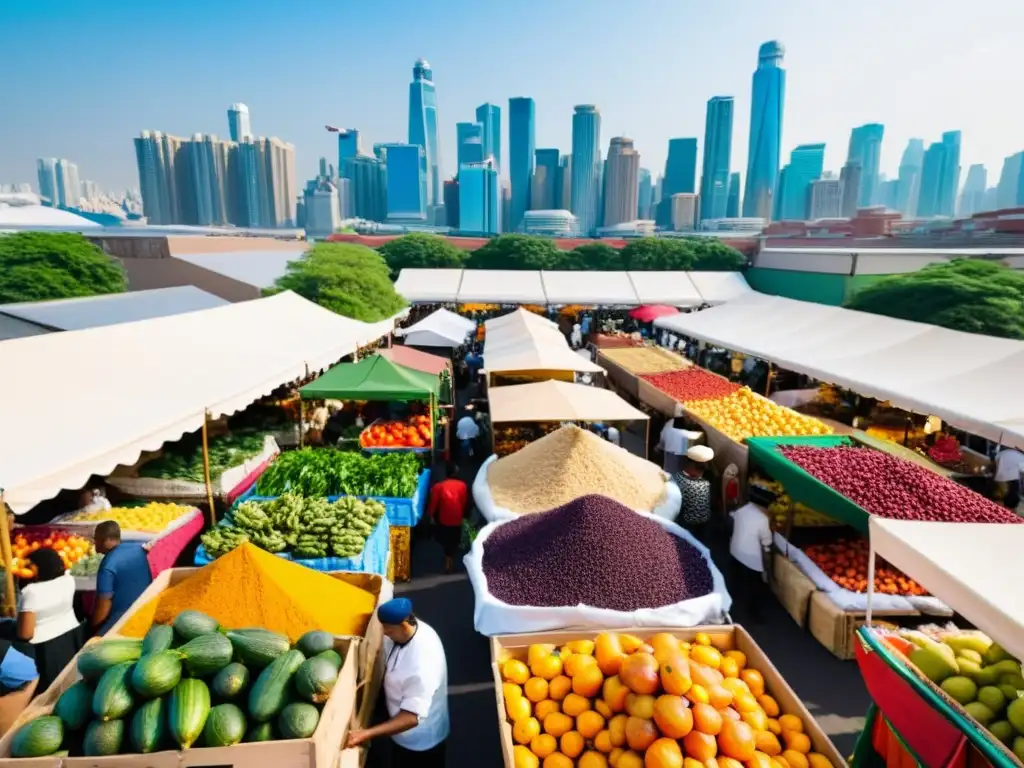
[393,268,464,303]
[626,271,704,307]
[685,271,753,304]
[540,271,639,305]
[0,292,397,514]
[457,270,546,304]
[484,310,603,376]
[654,292,1024,449]
[484,307,558,332]
[868,518,1024,662]
[488,380,649,423]
[396,308,475,347]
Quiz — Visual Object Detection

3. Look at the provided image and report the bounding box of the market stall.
[484,310,603,386]
[394,307,475,348]
[392,267,464,303]
[597,346,692,399]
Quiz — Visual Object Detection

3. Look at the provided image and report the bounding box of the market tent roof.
[395,307,474,347]
[686,271,752,304]
[300,354,440,401]
[376,346,451,376]
[174,248,307,289]
[485,308,558,333]
[870,518,1024,662]
[488,380,649,423]
[0,292,392,514]
[393,269,464,303]
[626,271,703,306]
[457,270,546,304]
[540,271,639,305]
[654,292,1024,449]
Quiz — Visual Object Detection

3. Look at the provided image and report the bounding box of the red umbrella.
[629,305,680,323]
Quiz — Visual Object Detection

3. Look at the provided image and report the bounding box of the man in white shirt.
[606,425,621,447]
[346,598,449,766]
[994,447,1024,510]
[729,502,773,623]
[455,409,480,458]
[658,408,701,474]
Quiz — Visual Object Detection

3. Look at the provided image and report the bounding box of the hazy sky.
[2,0,1021,194]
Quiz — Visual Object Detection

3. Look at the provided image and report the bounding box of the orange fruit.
[577,710,606,739]
[783,732,811,755]
[692,702,723,736]
[694,632,712,646]
[562,693,591,717]
[525,677,549,703]
[513,744,539,768]
[580,751,610,768]
[567,639,595,655]
[535,699,560,722]
[610,748,625,766]
[549,675,572,701]
[530,733,557,759]
[504,659,531,685]
[594,729,614,753]
[739,669,765,697]
[807,754,834,768]
[758,694,780,717]
[603,675,631,712]
[595,699,613,719]
[620,634,645,653]
[624,716,658,751]
[644,737,683,768]
[742,708,768,732]
[720,706,742,721]
[617,751,645,768]
[543,711,573,738]
[529,644,557,668]
[544,754,574,768]
[652,695,693,739]
[608,713,628,747]
[532,652,564,681]
[719,656,740,678]
[748,752,775,768]
[573,664,605,698]
[682,730,718,761]
[778,715,803,734]
[766,717,782,735]
[625,693,655,719]
[507,696,532,722]
[733,691,760,713]
[725,650,747,668]
[722,678,751,697]
[690,645,722,670]
[685,684,709,705]
[772,758,792,768]
[503,682,524,701]
[708,684,734,709]
[561,730,585,759]
[682,759,705,768]
[565,652,599,678]
[718,719,756,761]
[513,716,541,745]
[755,731,782,756]
[781,751,809,768]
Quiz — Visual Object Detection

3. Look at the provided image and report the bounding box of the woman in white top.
[17,548,82,689]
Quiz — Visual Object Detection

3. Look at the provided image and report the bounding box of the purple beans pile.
[482,494,714,611]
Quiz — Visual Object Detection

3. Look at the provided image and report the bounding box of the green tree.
[376,233,466,279]
[554,242,623,270]
[464,234,562,270]
[269,242,406,322]
[0,232,127,304]
[619,238,696,270]
[844,259,1024,340]
[687,239,747,271]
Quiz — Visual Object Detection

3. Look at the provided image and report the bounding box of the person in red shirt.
[427,471,469,574]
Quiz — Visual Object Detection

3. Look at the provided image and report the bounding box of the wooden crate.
[772,553,818,628]
[808,591,915,660]
[389,525,411,583]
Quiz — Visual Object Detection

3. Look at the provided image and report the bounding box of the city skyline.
[1,0,1020,194]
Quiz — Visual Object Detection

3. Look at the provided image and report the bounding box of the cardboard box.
[771,553,817,628]
[490,625,847,767]
[808,591,911,660]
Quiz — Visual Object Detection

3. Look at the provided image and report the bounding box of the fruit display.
[61,502,197,533]
[139,432,269,482]
[256,448,420,498]
[685,388,832,443]
[201,494,385,560]
[641,369,741,402]
[880,627,1024,760]
[601,348,689,374]
[359,415,433,450]
[754,479,838,528]
[8,529,95,579]
[70,552,105,577]
[802,538,927,595]
[498,630,837,768]
[7,613,345,757]
[927,435,963,467]
[494,423,562,457]
[778,445,1023,524]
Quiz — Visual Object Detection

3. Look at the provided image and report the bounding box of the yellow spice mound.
[119,543,375,641]
[487,424,667,514]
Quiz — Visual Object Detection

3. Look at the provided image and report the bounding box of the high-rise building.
[878,178,899,210]
[227,103,252,142]
[338,130,360,168]
[302,178,341,238]
[508,97,536,234]
[776,143,825,221]
[236,136,297,228]
[996,152,1024,209]
[569,105,602,236]
[726,172,741,218]
[656,138,697,227]
[382,143,427,220]
[443,179,460,227]
[917,134,960,219]
[408,58,441,206]
[36,158,81,209]
[699,96,734,222]
[456,122,483,168]
[343,154,387,222]
[896,138,925,216]
[670,193,698,231]
[602,137,640,228]
[981,186,999,212]
[846,123,884,207]
[743,41,786,220]
[500,181,511,233]
[80,180,100,200]
[637,167,653,220]
[958,164,987,217]
[459,159,500,234]
[839,162,861,218]
[133,133,185,224]
[188,134,231,225]
[476,103,501,172]
[532,148,560,211]
[556,155,572,210]
[810,177,843,219]
[937,130,962,217]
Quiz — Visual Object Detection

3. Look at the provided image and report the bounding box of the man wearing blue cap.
[345,597,449,766]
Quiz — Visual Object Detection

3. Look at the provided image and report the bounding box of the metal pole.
[866,537,877,627]
[201,412,217,526]
[0,493,16,618]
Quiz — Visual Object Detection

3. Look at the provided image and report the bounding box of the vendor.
[658,409,701,474]
[92,521,153,636]
[994,447,1024,510]
[675,445,714,542]
[345,598,449,766]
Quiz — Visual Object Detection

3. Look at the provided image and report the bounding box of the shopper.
[92,521,153,635]
[675,445,714,540]
[16,549,84,689]
[994,447,1024,510]
[728,502,773,623]
[426,470,469,574]
[455,408,480,459]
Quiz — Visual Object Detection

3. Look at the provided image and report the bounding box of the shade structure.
[392,268,464,303]
[484,309,603,375]
[484,307,558,332]
[488,380,649,423]
[376,346,451,376]
[457,269,546,304]
[686,271,753,304]
[630,304,680,323]
[396,307,474,347]
[0,292,394,514]
[626,271,704,306]
[300,354,439,401]
[869,518,1024,662]
[540,270,639,305]
[654,291,1024,450]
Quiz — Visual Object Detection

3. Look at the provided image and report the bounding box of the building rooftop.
[0,204,101,230]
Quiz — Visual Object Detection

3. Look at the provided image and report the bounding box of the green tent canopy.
[300,355,440,401]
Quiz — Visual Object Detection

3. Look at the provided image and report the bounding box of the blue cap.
[377,597,413,625]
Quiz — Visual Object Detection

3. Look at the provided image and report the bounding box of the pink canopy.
[629,304,680,323]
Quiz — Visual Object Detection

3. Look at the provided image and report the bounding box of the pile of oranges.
[359,415,432,449]
[804,538,927,596]
[9,529,95,580]
[500,631,836,768]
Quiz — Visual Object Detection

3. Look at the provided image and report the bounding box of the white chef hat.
[681,430,703,441]
[687,445,715,463]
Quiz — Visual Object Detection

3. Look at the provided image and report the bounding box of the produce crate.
[389,525,411,583]
[771,552,817,628]
[490,625,848,768]
[360,419,432,456]
[49,506,203,543]
[807,591,915,660]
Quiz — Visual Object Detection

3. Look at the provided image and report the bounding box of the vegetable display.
[359,415,433,449]
[256,449,420,498]
[139,432,268,482]
[641,369,741,402]
[803,538,927,595]
[62,501,196,533]
[8,530,94,579]
[779,445,1023,524]
[927,435,964,466]
[70,552,104,577]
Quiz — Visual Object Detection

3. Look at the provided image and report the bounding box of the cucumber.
[315,649,343,670]
[245,721,276,742]
[226,628,290,668]
[277,702,320,739]
[77,639,144,682]
[169,678,211,749]
[248,649,306,723]
[173,610,219,641]
[295,630,335,657]
[83,719,125,757]
[10,716,64,758]
[142,624,176,655]
[177,632,233,677]
[212,662,250,700]
[294,655,339,704]
[203,703,247,747]
[130,697,167,754]
[92,661,136,721]
[132,650,182,698]
[53,680,92,731]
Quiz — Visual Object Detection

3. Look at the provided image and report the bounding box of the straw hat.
[687,445,715,463]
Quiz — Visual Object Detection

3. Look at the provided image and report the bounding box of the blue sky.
[2,0,1020,194]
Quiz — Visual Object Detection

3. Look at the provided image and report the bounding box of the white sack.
[465,512,732,636]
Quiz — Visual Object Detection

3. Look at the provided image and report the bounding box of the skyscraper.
[656,138,697,227]
[36,158,81,208]
[556,155,572,210]
[958,164,987,217]
[570,105,602,235]
[338,130,360,168]
[459,159,500,234]
[134,133,185,224]
[916,142,947,218]
[810,177,843,219]
[408,58,441,206]
[532,148,560,210]
[699,96,734,222]
[443,179,460,228]
[602,137,640,227]
[344,154,387,222]
[637,167,653,220]
[382,143,427,220]
[508,97,536,234]
[996,153,1024,209]
[456,122,483,168]
[839,162,861,218]
[846,123,885,207]
[743,41,786,220]
[726,172,741,218]
[227,103,252,142]
[896,138,925,217]
[236,137,297,228]
[776,143,825,220]
[188,134,231,225]
[936,130,962,217]
[476,103,501,172]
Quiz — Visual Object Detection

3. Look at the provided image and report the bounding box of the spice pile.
[256,449,420,498]
[486,425,667,514]
[482,495,714,611]
[641,369,740,401]
[600,347,690,374]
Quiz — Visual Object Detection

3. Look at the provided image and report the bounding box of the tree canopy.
[377,233,466,279]
[269,242,406,322]
[554,243,623,271]
[844,259,1024,340]
[464,234,562,270]
[686,239,748,271]
[0,232,127,304]
[619,238,696,270]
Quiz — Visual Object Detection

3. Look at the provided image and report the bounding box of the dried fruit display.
[641,369,740,402]
[803,538,927,595]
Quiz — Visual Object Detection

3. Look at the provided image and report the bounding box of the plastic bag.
[464,513,732,636]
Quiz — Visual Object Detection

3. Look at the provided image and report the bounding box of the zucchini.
[169,678,211,749]
[178,632,233,677]
[142,624,176,655]
[132,649,182,698]
[226,628,290,668]
[173,609,219,641]
[83,719,125,756]
[92,661,136,721]
[315,648,343,670]
[295,630,335,657]
[294,655,339,704]
[130,697,167,753]
[77,639,143,682]
[245,721,276,742]
[10,716,64,758]
[53,680,92,731]
[212,662,250,700]
[277,702,320,739]
[203,703,247,747]
[248,648,306,723]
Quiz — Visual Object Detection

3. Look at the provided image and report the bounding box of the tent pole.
[765,362,774,397]
[298,399,306,448]
[0,493,16,618]
[866,538,877,627]
[201,411,217,526]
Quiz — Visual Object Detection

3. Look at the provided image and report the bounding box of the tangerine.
[692,702,723,736]
[525,677,549,703]
[755,731,782,756]
[512,744,540,768]
[508,696,532,722]
[739,669,765,697]
[806,753,834,768]
[719,719,756,761]
[758,695,780,717]
[513,716,541,745]
[535,699,561,721]
[532,652,564,681]
[652,694,694,739]
[530,733,557,759]
[777,715,803,734]
[573,664,605,698]
[624,716,658,751]
[595,699,614,719]
[780,752,808,768]
[549,675,572,701]
[577,710,606,739]
[544,754,574,768]
[543,711,573,738]
[725,650,747,668]
[580,751,610,768]
[561,730,585,759]
[617,750,645,768]
[562,693,591,717]
[503,682,524,701]
[603,675,631,712]
[682,730,718,761]
[608,714,628,747]
[644,737,683,768]
[690,645,722,670]
[594,729,614,753]
[625,693,655,719]
[504,659,531,685]
[782,732,810,755]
